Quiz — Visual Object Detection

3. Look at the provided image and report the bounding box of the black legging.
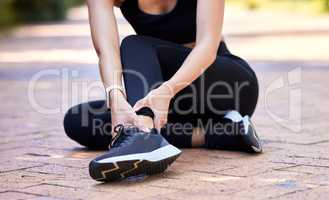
[64,35,259,149]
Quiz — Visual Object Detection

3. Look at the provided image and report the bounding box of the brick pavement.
[0,6,328,200]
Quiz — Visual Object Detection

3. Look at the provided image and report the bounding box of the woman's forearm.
[87,0,123,89]
[166,41,220,95]
[166,0,224,96]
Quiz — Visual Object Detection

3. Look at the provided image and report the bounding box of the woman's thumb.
[133,99,146,112]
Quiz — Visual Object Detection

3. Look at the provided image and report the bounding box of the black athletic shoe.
[224,111,262,153]
[205,111,262,153]
[89,125,181,182]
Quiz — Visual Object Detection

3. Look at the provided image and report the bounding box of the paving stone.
[19,182,179,200]
[275,185,329,200]
[145,192,232,200]
[24,164,89,179]
[0,170,58,192]
[0,159,45,173]
[277,165,329,175]
[0,131,48,145]
[232,181,317,200]
[0,5,328,200]
[300,174,329,186]
[0,191,37,200]
[31,135,79,150]
[1,147,93,169]
[29,197,64,200]
[19,184,109,200]
[215,158,295,177]
[0,140,32,151]
[272,155,329,168]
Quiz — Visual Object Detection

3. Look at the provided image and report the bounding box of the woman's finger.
[154,115,167,132]
[154,118,161,132]
[132,98,147,112]
[129,111,138,124]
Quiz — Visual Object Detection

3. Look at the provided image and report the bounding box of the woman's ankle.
[137,115,154,129]
[191,127,205,147]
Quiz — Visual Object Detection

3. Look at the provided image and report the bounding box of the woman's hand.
[133,83,175,132]
[110,90,138,131]
[110,90,151,133]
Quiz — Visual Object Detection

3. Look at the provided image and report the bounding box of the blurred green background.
[0,0,328,31]
[230,0,329,12]
[0,0,84,30]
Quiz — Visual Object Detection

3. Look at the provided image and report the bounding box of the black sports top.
[120,0,197,44]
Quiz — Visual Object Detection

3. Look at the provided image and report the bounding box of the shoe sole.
[89,145,181,182]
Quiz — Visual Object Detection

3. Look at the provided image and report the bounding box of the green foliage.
[12,0,66,23]
[245,0,263,10]
[323,0,329,11]
[0,0,15,29]
[229,0,329,13]
[65,0,85,8]
[0,0,84,30]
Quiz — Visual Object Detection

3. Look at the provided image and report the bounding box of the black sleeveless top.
[120,0,197,44]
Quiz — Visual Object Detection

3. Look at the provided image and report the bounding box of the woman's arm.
[166,0,225,94]
[133,0,225,131]
[86,0,123,91]
[86,0,140,131]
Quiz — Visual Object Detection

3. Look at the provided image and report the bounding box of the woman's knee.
[121,35,149,50]
[63,101,111,149]
[227,54,258,85]
[121,35,139,48]
[229,62,259,116]
[203,56,259,116]
[120,35,150,67]
[120,35,165,53]
[232,58,259,116]
[63,104,83,142]
[238,82,259,116]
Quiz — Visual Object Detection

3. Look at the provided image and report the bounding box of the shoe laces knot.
[110,124,135,148]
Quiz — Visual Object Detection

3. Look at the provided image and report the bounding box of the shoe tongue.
[150,128,158,134]
[112,131,135,148]
[111,126,138,148]
[124,126,140,134]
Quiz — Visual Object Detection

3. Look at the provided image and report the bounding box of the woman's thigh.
[120,35,185,106]
[63,100,112,149]
[120,35,259,121]
[155,44,259,123]
[201,55,259,117]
